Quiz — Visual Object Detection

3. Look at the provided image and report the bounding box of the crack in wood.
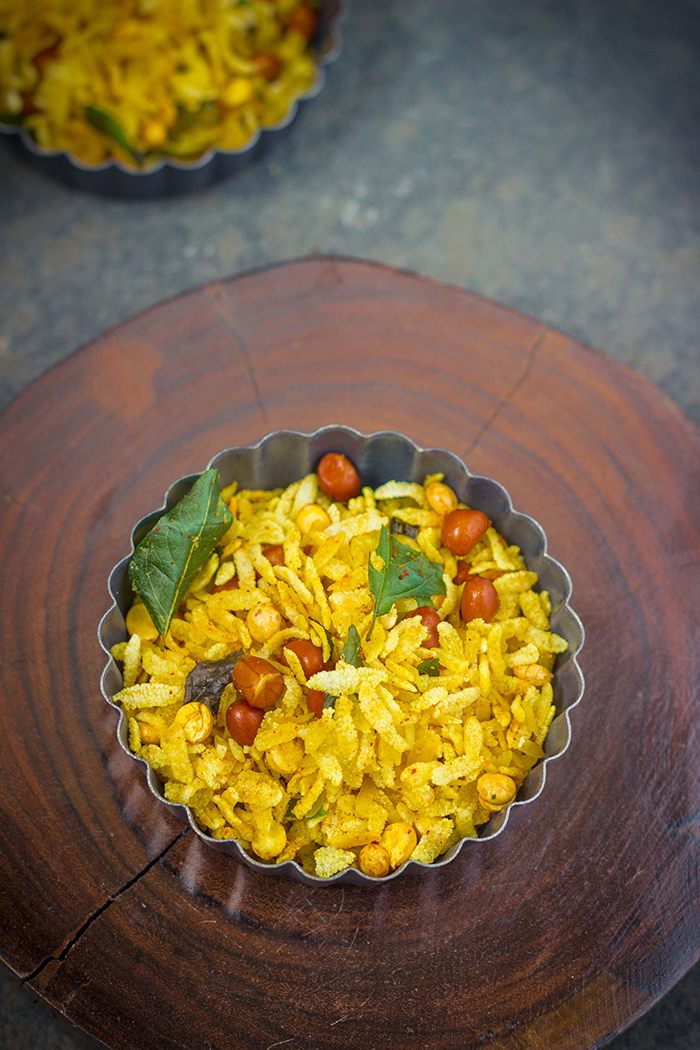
[21,829,189,987]
[466,328,546,457]
[204,283,269,423]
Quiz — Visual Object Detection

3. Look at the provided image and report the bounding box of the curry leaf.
[285,799,327,821]
[129,469,233,637]
[183,650,244,714]
[84,105,142,164]
[323,693,337,710]
[309,618,334,655]
[368,525,446,634]
[417,658,440,677]
[340,624,363,668]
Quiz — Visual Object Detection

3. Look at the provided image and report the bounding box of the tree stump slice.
[1,257,698,1050]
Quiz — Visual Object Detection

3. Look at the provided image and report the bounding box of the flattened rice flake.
[111,469,568,878]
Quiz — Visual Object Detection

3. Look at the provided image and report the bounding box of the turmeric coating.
[112,466,567,878]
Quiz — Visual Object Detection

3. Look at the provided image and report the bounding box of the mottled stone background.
[1,0,699,1046]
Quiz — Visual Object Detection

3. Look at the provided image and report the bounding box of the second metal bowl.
[0,0,344,198]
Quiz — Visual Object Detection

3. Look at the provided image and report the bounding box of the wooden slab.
[1,257,698,1050]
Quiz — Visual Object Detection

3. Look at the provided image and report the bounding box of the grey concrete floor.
[1,0,700,1047]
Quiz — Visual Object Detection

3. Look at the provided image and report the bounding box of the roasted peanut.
[453,562,471,586]
[126,602,159,642]
[233,655,284,709]
[282,638,324,677]
[359,843,391,878]
[221,77,254,108]
[265,738,305,777]
[263,544,285,566]
[316,453,361,502]
[296,503,331,533]
[137,721,160,745]
[175,702,213,744]
[226,699,264,746]
[253,52,282,81]
[379,822,417,869]
[461,577,499,623]
[252,821,287,860]
[425,481,458,517]
[442,508,491,556]
[246,603,283,642]
[477,773,516,810]
[287,2,318,37]
[305,689,326,717]
[512,663,552,686]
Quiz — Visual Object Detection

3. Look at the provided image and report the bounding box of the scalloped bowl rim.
[99,426,585,885]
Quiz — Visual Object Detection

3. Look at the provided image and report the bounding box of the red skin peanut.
[441,508,491,556]
[461,578,500,623]
[316,453,361,502]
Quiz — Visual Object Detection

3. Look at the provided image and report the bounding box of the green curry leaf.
[340,624,363,668]
[309,617,334,655]
[84,105,142,164]
[128,469,232,637]
[417,657,440,677]
[368,525,446,635]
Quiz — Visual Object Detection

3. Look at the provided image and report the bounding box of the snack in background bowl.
[106,438,578,882]
[0,0,323,168]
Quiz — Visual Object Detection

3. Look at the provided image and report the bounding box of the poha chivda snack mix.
[0,0,319,167]
[111,453,567,879]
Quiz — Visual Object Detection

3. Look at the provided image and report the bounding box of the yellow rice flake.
[255,721,302,752]
[410,819,454,863]
[431,752,483,787]
[122,633,142,688]
[162,728,194,784]
[390,507,441,528]
[314,846,356,878]
[164,779,209,805]
[495,570,539,595]
[291,474,319,516]
[374,481,425,504]
[115,682,183,708]
[274,565,314,605]
[308,662,369,697]
[234,771,285,809]
[526,625,568,653]
[520,589,550,630]
[324,510,387,541]
[128,716,141,753]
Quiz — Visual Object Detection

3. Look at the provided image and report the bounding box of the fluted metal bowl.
[0,0,343,198]
[99,426,585,885]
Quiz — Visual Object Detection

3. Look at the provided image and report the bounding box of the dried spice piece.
[183,651,244,714]
[390,517,419,539]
